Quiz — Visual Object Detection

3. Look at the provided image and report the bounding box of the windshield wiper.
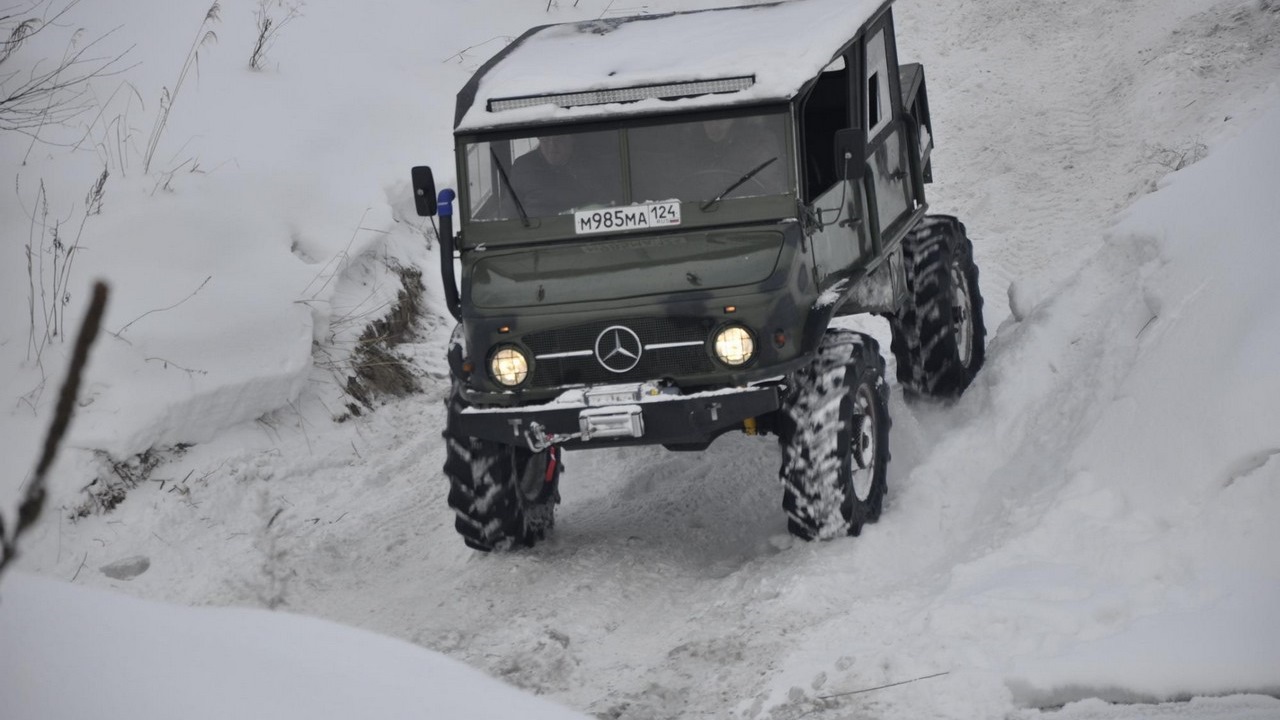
[699,156,778,211]
[491,149,530,228]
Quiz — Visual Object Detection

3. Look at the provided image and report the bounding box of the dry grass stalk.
[143,2,220,174]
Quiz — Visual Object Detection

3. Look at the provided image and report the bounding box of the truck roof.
[454,0,889,133]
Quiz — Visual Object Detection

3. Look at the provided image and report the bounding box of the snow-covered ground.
[3,0,1280,718]
[0,573,589,719]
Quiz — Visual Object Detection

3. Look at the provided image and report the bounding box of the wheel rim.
[950,260,974,368]
[849,385,878,501]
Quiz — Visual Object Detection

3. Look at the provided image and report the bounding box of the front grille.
[533,346,714,386]
[525,317,717,387]
[524,317,712,355]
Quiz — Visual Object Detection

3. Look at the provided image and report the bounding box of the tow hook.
[524,421,581,453]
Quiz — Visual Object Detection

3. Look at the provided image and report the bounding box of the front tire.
[889,215,986,398]
[778,330,891,540]
[443,384,561,551]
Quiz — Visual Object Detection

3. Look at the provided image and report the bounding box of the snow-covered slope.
[1,571,587,719]
[3,0,1280,718]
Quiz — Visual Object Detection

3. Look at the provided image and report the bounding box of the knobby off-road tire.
[443,384,561,552]
[889,215,987,398]
[778,330,891,540]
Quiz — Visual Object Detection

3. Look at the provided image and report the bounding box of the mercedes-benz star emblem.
[595,325,643,373]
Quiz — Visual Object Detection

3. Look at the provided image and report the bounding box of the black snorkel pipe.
[436,188,462,321]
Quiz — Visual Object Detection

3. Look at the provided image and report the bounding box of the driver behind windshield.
[509,133,622,216]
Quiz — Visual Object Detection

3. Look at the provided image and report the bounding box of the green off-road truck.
[411,0,985,551]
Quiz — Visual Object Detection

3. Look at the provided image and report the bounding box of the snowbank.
[0,572,587,720]
[1000,90,1280,705]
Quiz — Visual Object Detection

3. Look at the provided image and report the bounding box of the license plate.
[585,385,641,407]
[574,202,681,235]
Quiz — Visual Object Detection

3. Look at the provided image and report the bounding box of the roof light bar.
[488,76,754,113]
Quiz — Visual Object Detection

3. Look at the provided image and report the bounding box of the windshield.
[465,113,790,222]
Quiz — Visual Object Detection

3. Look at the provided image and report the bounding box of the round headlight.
[713,325,755,366]
[490,345,529,387]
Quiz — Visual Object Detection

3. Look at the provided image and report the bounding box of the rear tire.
[443,383,561,551]
[889,215,986,398]
[778,330,890,540]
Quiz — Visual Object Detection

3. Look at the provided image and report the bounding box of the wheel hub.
[849,386,877,500]
[950,261,974,368]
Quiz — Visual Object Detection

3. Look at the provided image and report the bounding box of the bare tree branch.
[1,280,108,578]
[0,1,134,137]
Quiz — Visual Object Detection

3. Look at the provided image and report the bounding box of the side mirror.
[834,129,867,182]
[411,165,438,217]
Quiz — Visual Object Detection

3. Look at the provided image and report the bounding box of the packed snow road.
[7,0,1280,718]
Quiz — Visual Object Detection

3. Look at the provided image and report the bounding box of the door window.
[800,54,851,201]
[466,144,495,218]
[864,19,913,238]
[865,28,892,139]
[871,131,910,233]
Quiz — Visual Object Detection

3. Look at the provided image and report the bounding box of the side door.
[863,10,915,250]
[804,49,872,284]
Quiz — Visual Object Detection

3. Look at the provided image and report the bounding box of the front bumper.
[453,382,781,451]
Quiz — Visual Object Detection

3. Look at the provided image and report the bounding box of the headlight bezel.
[711,323,756,368]
[488,344,531,388]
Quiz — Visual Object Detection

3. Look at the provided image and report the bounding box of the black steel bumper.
[454,384,781,450]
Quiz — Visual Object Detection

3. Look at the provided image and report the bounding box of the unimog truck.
[411,0,986,551]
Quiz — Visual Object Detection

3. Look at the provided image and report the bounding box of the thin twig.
[288,399,312,454]
[249,0,301,71]
[112,275,210,337]
[144,356,208,376]
[440,35,512,65]
[301,209,367,299]
[1136,314,1158,338]
[70,550,88,581]
[818,671,950,701]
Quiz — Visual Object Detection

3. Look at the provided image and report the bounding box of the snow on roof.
[454,0,889,132]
